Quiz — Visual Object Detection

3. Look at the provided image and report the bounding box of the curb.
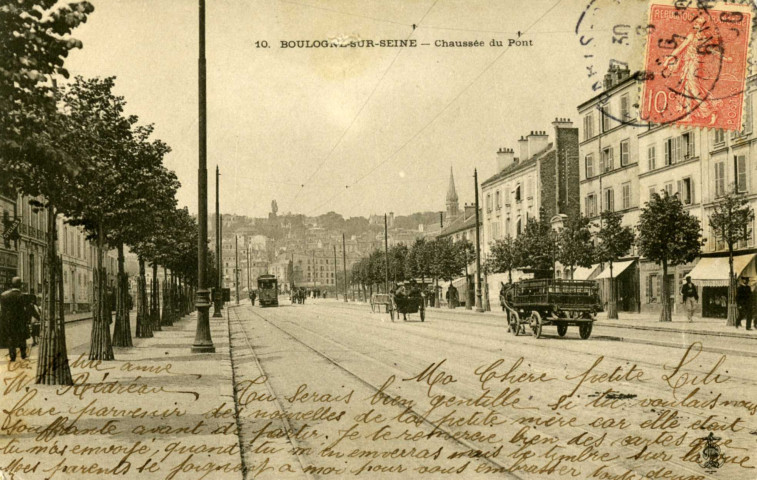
[594,321,757,340]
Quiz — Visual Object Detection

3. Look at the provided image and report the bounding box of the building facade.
[0,193,18,292]
[578,65,757,318]
[481,119,580,259]
[578,66,642,313]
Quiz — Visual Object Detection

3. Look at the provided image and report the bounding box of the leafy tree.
[557,214,595,279]
[387,244,408,284]
[406,238,433,283]
[453,240,475,281]
[517,216,557,277]
[486,235,521,284]
[61,76,138,360]
[1,0,93,187]
[638,191,703,322]
[595,210,634,319]
[708,187,755,326]
[2,1,93,385]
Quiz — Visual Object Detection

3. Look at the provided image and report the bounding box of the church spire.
[446,166,459,219]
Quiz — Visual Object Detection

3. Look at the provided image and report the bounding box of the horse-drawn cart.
[370,293,392,313]
[391,291,425,322]
[502,279,601,339]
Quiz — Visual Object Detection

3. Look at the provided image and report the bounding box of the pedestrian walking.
[680,275,698,323]
[27,294,41,347]
[736,276,752,329]
[0,277,31,362]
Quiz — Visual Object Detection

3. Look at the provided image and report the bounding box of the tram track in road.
[227,307,315,480]
[249,306,723,480]
[320,300,757,362]
[244,306,525,480]
[299,302,757,393]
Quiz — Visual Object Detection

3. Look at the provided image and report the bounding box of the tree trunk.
[607,262,618,319]
[89,223,115,360]
[161,266,172,326]
[36,205,73,384]
[150,263,160,330]
[135,257,153,338]
[112,243,132,347]
[727,249,738,326]
[659,260,672,322]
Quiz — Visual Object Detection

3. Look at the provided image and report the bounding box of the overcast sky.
[64,0,648,218]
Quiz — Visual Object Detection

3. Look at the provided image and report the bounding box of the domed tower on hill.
[446,166,459,221]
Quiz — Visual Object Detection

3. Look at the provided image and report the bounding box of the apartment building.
[481,119,579,259]
[578,65,757,318]
[578,65,642,313]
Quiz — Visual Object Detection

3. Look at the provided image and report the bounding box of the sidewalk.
[593,311,757,340]
[0,310,243,480]
[333,298,756,340]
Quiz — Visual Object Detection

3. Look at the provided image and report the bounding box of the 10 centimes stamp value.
[641,1,752,130]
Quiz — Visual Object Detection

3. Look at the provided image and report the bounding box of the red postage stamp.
[641,2,752,130]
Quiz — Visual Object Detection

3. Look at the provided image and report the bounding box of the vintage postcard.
[2,1,757,479]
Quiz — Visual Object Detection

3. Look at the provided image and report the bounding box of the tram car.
[257,274,279,307]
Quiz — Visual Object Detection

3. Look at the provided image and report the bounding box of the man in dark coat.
[0,277,30,361]
[736,276,752,330]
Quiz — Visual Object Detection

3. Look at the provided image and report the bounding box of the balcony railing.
[17,222,45,241]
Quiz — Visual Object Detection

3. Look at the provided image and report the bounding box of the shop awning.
[571,264,601,280]
[595,260,635,279]
[688,254,757,287]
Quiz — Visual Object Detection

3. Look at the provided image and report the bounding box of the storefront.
[688,253,757,318]
[595,259,640,313]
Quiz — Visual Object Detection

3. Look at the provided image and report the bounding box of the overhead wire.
[289,0,439,208]
[303,0,565,216]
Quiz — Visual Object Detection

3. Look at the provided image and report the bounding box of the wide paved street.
[222,298,757,480]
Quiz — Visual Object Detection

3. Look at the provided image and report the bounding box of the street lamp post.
[212,166,222,317]
[342,233,348,303]
[192,0,214,353]
[384,213,389,294]
[474,169,484,313]
[235,235,239,304]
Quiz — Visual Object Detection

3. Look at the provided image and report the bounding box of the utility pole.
[192,0,214,353]
[474,169,483,312]
[312,250,315,290]
[440,211,444,229]
[246,245,250,294]
[333,245,338,300]
[384,213,389,294]
[342,233,347,303]
[235,235,239,304]
[212,166,222,318]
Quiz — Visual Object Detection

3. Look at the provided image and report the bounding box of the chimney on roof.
[527,130,549,159]
[496,147,515,171]
[603,63,631,90]
[552,117,573,129]
[518,136,528,163]
[464,203,476,220]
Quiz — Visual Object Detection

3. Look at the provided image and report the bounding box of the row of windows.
[714,155,748,197]
[485,180,533,212]
[488,216,526,243]
[584,183,633,217]
[584,139,631,178]
[582,93,632,141]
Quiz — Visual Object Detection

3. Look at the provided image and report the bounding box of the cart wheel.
[530,311,543,339]
[420,307,425,322]
[579,323,593,339]
[557,324,568,337]
[509,314,520,336]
